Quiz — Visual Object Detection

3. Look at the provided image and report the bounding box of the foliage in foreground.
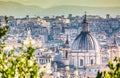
[0,16,43,78]
[96,57,120,78]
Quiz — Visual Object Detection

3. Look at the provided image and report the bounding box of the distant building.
[109,35,120,61]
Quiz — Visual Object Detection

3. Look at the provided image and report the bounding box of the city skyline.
[0,0,120,78]
[1,12,120,78]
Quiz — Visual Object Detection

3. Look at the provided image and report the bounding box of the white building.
[59,14,102,78]
[69,14,101,69]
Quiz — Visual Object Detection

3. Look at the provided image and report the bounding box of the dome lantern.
[82,12,89,32]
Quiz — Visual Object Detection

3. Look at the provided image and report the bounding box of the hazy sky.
[1,0,120,8]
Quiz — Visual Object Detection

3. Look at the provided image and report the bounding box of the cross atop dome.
[83,11,87,23]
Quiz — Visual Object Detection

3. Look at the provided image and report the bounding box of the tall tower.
[62,35,70,65]
[110,35,120,60]
[26,28,33,42]
[24,28,35,46]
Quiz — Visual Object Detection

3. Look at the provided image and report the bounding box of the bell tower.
[62,35,70,65]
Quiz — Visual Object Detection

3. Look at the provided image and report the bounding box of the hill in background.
[0,1,120,18]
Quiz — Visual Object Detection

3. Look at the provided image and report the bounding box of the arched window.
[42,59,44,64]
[46,59,47,62]
[80,59,83,66]
[39,59,41,64]
[91,59,93,65]
[65,50,68,59]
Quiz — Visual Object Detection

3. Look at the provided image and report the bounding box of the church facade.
[62,13,101,70]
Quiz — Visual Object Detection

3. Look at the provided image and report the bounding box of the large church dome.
[72,13,100,52]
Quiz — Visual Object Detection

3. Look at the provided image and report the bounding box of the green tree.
[96,57,120,78]
[0,16,43,78]
[0,16,9,38]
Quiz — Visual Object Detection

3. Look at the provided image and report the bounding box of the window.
[39,59,42,64]
[44,66,46,68]
[91,59,93,65]
[42,59,44,64]
[80,59,83,66]
[65,51,68,59]
[89,69,91,72]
